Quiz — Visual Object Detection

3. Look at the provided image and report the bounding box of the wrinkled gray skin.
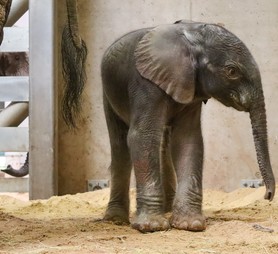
[101,20,275,233]
[0,0,12,44]
[0,52,29,76]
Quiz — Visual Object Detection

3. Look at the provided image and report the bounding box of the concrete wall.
[58,0,278,194]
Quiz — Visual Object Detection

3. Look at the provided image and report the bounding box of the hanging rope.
[61,0,88,128]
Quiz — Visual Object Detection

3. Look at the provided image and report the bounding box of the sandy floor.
[0,186,277,254]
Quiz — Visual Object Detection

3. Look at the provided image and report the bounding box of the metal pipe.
[0,102,28,127]
[5,0,29,27]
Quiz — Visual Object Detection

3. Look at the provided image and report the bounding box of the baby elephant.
[101,20,275,233]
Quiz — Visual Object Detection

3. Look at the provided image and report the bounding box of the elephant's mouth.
[231,101,248,112]
[214,96,248,112]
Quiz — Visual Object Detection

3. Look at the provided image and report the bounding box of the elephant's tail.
[61,0,88,128]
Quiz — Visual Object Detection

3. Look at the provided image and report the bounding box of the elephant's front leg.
[170,104,206,231]
[128,122,170,233]
[160,126,176,212]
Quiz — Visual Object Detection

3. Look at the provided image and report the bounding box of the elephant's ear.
[135,24,195,104]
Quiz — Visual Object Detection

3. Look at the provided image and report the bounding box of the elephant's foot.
[103,206,130,225]
[131,213,170,233]
[170,212,206,231]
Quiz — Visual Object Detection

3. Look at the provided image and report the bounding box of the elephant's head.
[135,20,275,201]
[0,0,12,44]
[0,52,29,76]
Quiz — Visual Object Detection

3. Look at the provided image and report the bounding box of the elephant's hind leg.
[103,96,132,224]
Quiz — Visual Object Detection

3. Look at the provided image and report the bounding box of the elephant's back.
[101,28,151,123]
[102,28,150,71]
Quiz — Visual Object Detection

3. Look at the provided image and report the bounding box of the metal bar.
[29,0,58,199]
[0,77,29,101]
[0,127,28,151]
[0,102,28,127]
[0,178,29,192]
[0,27,29,52]
[5,0,29,27]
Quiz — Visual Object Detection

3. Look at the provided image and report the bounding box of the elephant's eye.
[228,67,236,76]
[225,66,239,79]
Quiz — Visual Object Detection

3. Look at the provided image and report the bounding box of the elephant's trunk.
[2,153,29,177]
[249,89,275,201]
